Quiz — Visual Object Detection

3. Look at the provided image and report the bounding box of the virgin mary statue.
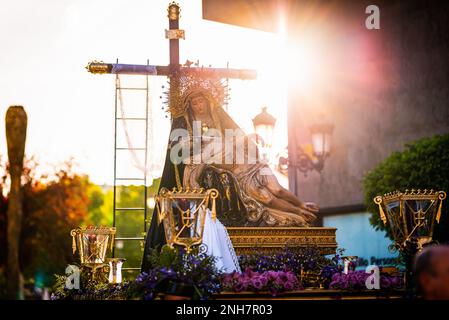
[141,72,318,272]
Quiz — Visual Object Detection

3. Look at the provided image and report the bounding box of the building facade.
[287,0,449,265]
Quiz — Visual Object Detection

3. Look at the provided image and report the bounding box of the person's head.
[414,245,449,300]
[188,93,209,117]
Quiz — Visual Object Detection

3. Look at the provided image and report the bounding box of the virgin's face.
[190,95,208,116]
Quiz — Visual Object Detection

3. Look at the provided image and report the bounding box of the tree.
[363,134,449,243]
[0,157,93,288]
[85,184,112,227]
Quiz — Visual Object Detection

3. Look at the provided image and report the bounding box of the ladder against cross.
[86,2,257,268]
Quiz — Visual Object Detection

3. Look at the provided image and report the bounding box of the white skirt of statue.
[199,207,241,273]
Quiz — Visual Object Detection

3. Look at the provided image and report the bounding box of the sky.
[0,0,289,186]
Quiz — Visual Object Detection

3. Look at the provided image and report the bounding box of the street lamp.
[252,107,276,148]
[309,123,333,158]
[280,121,334,175]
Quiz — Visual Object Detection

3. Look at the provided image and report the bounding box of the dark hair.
[414,248,436,279]
[413,245,449,292]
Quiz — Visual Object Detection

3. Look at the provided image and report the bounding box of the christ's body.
[184,93,318,226]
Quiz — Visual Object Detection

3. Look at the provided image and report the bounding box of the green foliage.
[144,245,223,299]
[153,245,179,268]
[363,134,449,242]
[51,268,127,300]
[85,184,111,227]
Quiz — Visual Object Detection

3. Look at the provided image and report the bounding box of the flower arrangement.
[222,268,302,296]
[128,245,222,300]
[329,270,403,291]
[319,265,340,289]
[238,246,344,288]
[238,246,333,274]
[51,268,127,300]
[51,244,222,300]
[51,244,403,299]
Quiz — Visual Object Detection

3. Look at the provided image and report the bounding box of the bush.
[363,134,449,242]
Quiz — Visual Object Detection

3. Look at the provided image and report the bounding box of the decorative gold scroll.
[155,187,218,252]
[226,227,337,256]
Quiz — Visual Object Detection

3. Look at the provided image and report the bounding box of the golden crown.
[163,68,229,118]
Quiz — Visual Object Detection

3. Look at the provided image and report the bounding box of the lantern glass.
[385,200,407,246]
[310,123,333,157]
[159,194,208,249]
[312,131,332,156]
[156,188,218,251]
[171,198,207,246]
[255,124,274,147]
[252,107,276,148]
[71,227,116,265]
[81,233,109,264]
[403,199,437,245]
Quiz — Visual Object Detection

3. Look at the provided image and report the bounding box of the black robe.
[140,105,249,272]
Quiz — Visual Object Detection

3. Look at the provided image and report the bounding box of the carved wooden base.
[226,227,337,255]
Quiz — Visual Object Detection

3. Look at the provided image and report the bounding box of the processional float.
[84,2,337,264]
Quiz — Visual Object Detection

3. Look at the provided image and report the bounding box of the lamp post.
[280,121,334,175]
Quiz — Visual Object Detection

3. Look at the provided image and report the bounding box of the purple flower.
[251,277,264,290]
[279,273,289,282]
[274,276,285,287]
[284,281,294,291]
[286,273,297,283]
[222,274,232,283]
[136,272,148,283]
[259,275,269,286]
[389,276,402,288]
[233,282,245,292]
[331,273,340,282]
[247,268,259,278]
[144,292,154,300]
[267,271,278,280]
[380,276,391,289]
[329,280,339,289]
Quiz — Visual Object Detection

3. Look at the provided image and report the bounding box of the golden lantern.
[155,187,218,252]
[374,189,446,252]
[70,226,116,265]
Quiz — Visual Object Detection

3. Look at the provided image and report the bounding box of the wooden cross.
[86,2,256,82]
